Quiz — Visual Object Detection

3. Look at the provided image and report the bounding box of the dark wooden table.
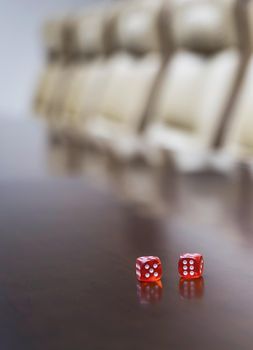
[0,119,253,350]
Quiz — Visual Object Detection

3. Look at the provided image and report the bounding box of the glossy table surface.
[0,119,253,350]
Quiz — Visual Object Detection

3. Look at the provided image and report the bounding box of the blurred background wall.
[0,0,110,119]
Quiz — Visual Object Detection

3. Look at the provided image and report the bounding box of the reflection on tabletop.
[137,281,163,305]
[179,277,205,300]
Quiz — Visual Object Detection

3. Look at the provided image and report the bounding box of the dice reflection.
[179,277,204,300]
[137,281,163,305]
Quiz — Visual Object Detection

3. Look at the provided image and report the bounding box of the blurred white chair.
[84,54,161,148]
[143,0,248,171]
[53,3,133,137]
[34,63,63,118]
[75,5,109,57]
[146,50,239,167]
[114,0,165,54]
[82,0,169,153]
[34,16,68,117]
[224,60,253,159]
[63,56,128,139]
[171,0,238,52]
[222,0,253,168]
[37,5,111,134]
[43,16,67,58]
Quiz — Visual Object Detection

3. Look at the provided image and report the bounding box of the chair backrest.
[148,0,247,149]
[110,0,168,55]
[34,63,63,116]
[74,6,109,58]
[170,0,238,53]
[88,0,168,131]
[225,60,253,154]
[43,17,65,59]
[222,0,253,157]
[40,4,113,119]
[97,54,161,130]
[247,0,253,51]
[63,59,114,126]
[151,52,206,132]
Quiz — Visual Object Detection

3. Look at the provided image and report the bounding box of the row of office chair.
[34,0,253,172]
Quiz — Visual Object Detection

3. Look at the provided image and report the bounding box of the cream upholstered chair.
[34,4,110,124]
[146,49,239,149]
[221,0,253,165]
[75,6,108,57]
[61,62,100,128]
[34,11,86,118]
[62,57,125,139]
[170,0,238,53]
[224,62,253,158]
[144,0,247,169]
[113,0,165,54]
[34,63,63,117]
[42,17,67,58]
[83,0,168,153]
[84,54,161,146]
[34,13,81,123]
[53,4,125,137]
[34,16,67,117]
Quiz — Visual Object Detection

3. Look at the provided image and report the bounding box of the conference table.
[0,118,253,350]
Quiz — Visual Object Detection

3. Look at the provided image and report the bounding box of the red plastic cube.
[178,253,204,279]
[136,256,162,282]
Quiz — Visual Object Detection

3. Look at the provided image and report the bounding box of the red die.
[136,256,162,282]
[178,253,204,279]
